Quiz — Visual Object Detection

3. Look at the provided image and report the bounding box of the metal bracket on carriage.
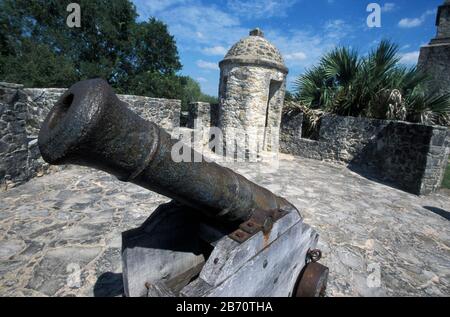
[228,208,290,243]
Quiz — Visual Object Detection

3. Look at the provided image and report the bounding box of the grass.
[442,162,450,189]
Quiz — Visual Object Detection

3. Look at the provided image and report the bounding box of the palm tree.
[294,40,450,125]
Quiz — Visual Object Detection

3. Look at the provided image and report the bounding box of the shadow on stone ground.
[423,206,450,221]
[1,157,449,297]
[93,272,124,297]
[347,165,408,194]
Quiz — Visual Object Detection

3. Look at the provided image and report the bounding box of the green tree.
[0,0,189,100]
[294,40,450,125]
[0,0,136,85]
[117,17,182,95]
[176,76,218,110]
[198,93,218,105]
[179,76,202,110]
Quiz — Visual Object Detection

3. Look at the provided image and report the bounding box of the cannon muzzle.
[38,79,298,224]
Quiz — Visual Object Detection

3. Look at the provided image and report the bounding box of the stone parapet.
[24,88,181,132]
[1,84,181,190]
[280,113,450,195]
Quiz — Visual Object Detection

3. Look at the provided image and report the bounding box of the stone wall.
[280,112,449,195]
[118,94,180,132]
[24,88,181,132]
[0,83,56,190]
[1,84,181,190]
[280,111,303,153]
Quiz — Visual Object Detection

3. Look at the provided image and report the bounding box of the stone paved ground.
[0,154,449,297]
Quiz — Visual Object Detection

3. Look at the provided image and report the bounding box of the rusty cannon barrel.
[38,79,297,224]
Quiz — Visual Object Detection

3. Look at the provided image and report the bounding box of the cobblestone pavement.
[0,154,449,297]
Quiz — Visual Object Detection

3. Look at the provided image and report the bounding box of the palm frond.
[292,39,450,126]
[405,89,450,125]
[321,47,359,86]
[367,40,400,77]
[294,66,328,109]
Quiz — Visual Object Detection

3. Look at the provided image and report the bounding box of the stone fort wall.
[183,102,449,195]
[0,83,181,190]
[2,83,449,195]
[280,112,450,195]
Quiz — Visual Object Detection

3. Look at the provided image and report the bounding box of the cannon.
[38,79,329,297]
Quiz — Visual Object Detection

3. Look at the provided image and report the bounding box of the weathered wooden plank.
[122,202,319,297]
[122,202,206,297]
[204,222,317,297]
[180,216,319,297]
[199,211,303,287]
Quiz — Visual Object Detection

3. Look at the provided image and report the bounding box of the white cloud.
[381,3,396,13]
[399,51,420,65]
[325,19,346,29]
[133,0,246,95]
[268,29,335,70]
[265,18,355,90]
[227,0,298,19]
[398,9,436,28]
[323,19,351,40]
[196,60,219,70]
[153,3,246,50]
[196,77,208,82]
[401,44,411,50]
[202,46,228,56]
[399,17,423,28]
[285,52,307,61]
[134,0,190,15]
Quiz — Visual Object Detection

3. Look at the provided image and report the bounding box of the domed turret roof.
[220,28,288,73]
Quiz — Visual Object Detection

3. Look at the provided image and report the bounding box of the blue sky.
[132,0,443,96]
